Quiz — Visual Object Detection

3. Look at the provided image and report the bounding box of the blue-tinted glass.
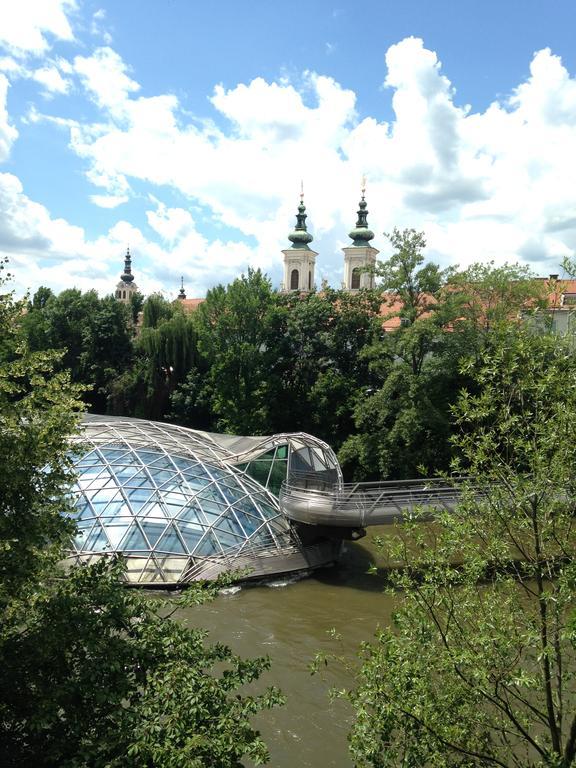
[218,485,245,505]
[147,456,175,470]
[253,499,278,520]
[112,466,141,484]
[176,524,203,553]
[182,473,210,493]
[171,457,200,473]
[140,502,167,519]
[120,524,148,551]
[99,499,128,518]
[214,530,245,551]
[232,495,260,517]
[163,491,188,506]
[135,449,163,463]
[127,488,153,505]
[195,532,220,556]
[141,521,168,548]
[164,503,183,519]
[90,487,119,503]
[147,468,175,484]
[177,504,204,525]
[198,485,226,504]
[234,510,260,535]
[197,497,226,515]
[75,450,101,464]
[84,524,110,552]
[156,527,186,554]
[215,515,243,537]
[105,523,131,548]
[157,477,186,493]
[100,449,131,462]
[74,502,93,521]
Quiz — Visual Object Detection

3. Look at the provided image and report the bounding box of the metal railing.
[279,476,481,527]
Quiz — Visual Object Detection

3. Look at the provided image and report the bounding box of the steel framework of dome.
[64,415,343,586]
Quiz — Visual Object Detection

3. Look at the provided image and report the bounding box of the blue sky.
[1,0,576,298]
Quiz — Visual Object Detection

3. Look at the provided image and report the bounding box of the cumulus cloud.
[73,47,140,115]
[0,0,76,58]
[0,75,18,161]
[4,31,576,296]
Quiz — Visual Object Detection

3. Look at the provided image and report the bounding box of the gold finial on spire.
[300,179,304,201]
[361,175,366,199]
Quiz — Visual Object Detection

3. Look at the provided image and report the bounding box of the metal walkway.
[279,475,478,527]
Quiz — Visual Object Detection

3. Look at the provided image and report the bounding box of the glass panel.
[233,510,260,535]
[195,532,220,556]
[120,524,149,551]
[106,523,131,548]
[141,521,168,548]
[140,502,167,520]
[177,504,204,525]
[214,530,244,551]
[215,514,244,537]
[243,460,272,488]
[171,457,200,473]
[155,527,186,554]
[176,524,204,554]
[100,448,131,462]
[276,445,288,460]
[99,499,127,518]
[83,523,110,552]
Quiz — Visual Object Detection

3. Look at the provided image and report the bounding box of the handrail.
[279,476,482,527]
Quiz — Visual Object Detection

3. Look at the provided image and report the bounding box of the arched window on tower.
[351,268,361,290]
[123,290,126,299]
[308,270,312,290]
[290,269,299,290]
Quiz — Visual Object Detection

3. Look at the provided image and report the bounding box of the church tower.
[342,183,379,291]
[115,247,139,303]
[281,187,317,292]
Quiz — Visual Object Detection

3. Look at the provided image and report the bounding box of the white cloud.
[90,193,129,209]
[32,64,70,95]
[0,0,76,58]
[73,47,139,116]
[6,34,576,297]
[0,76,18,161]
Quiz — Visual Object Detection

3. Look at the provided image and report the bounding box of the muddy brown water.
[174,527,399,768]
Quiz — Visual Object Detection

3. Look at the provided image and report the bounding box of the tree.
[266,288,382,447]
[189,269,277,434]
[329,324,576,767]
[339,229,460,480]
[0,263,282,767]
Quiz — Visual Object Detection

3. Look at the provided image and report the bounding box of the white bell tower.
[115,247,139,302]
[281,186,317,292]
[342,181,378,291]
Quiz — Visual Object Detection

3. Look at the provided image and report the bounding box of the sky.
[1,0,576,299]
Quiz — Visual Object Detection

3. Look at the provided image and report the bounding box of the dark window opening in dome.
[351,268,361,290]
[290,269,299,290]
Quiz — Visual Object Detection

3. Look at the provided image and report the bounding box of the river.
[176,526,398,767]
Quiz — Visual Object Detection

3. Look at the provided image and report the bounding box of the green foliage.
[0,263,282,767]
[190,268,277,434]
[334,325,576,767]
[138,302,198,419]
[21,286,133,412]
[0,273,83,605]
[0,559,283,768]
[268,288,382,445]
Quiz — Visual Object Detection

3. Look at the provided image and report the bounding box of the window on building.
[290,269,299,290]
[308,271,312,290]
[351,268,361,290]
[123,290,126,299]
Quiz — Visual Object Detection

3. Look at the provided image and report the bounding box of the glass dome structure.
[65,415,343,586]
